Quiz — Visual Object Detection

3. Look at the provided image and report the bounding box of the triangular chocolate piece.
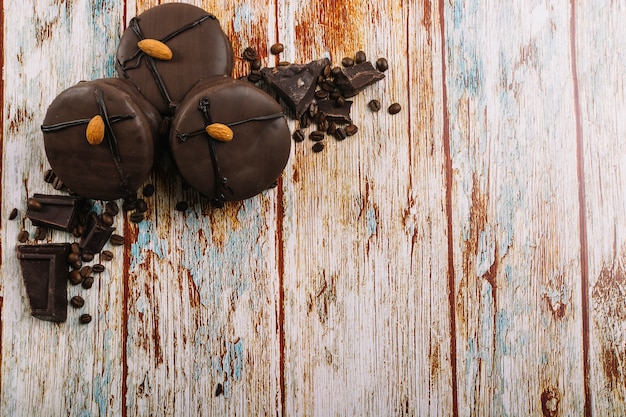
[80,213,115,254]
[261,58,330,118]
[17,243,70,322]
[26,194,86,232]
[333,61,385,97]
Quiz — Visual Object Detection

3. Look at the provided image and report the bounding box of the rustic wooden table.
[1,0,625,416]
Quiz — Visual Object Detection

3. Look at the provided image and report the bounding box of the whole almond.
[205,123,234,142]
[137,39,173,61]
[86,115,105,145]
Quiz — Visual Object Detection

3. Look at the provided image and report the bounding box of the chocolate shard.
[17,243,70,322]
[261,58,330,118]
[26,194,86,232]
[316,99,353,123]
[333,61,385,97]
[79,213,115,254]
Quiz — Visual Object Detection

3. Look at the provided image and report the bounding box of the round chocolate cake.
[115,3,234,116]
[169,75,291,203]
[42,78,162,201]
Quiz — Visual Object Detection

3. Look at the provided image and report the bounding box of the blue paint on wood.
[367,206,377,237]
[233,4,254,33]
[130,219,169,271]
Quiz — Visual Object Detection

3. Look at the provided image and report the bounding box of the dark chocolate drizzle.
[117,14,215,113]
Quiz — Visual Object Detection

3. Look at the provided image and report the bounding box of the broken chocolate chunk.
[261,58,330,118]
[333,61,385,97]
[316,99,353,124]
[17,243,71,322]
[79,213,115,254]
[26,194,86,232]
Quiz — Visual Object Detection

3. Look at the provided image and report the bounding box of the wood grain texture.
[1,0,625,416]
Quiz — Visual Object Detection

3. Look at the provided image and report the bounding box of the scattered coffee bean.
[299,113,311,129]
[376,57,389,72]
[277,60,291,66]
[135,199,148,214]
[105,201,119,216]
[110,234,125,246]
[142,184,155,197]
[82,276,94,289]
[334,127,347,141]
[335,96,346,107]
[215,383,224,397]
[34,227,47,241]
[309,131,325,142]
[92,264,105,273]
[175,201,189,212]
[80,266,93,278]
[79,314,92,324]
[44,169,56,183]
[101,250,114,261]
[71,260,82,270]
[368,99,381,112]
[247,69,262,83]
[27,198,42,211]
[9,208,18,220]
[345,124,358,136]
[71,242,81,254]
[242,47,257,61]
[329,91,342,100]
[323,64,332,78]
[52,177,64,190]
[100,212,114,227]
[70,296,85,308]
[327,122,337,136]
[250,59,262,71]
[315,90,329,100]
[355,50,367,64]
[81,252,94,262]
[68,252,80,264]
[341,57,355,67]
[69,270,83,285]
[17,230,29,243]
[388,103,402,114]
[330,66,342,77]
[292,129,305,143]
[321,80,335,92]
[72,224,85,238]
[270,43,284,55]
[312,142,325,153]
[318,119,329,132]
[130,212,144,223]
[122,198,137,211]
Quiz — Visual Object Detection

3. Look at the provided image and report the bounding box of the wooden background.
[1,0,625,416]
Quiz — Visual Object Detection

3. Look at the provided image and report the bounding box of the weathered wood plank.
[575,1,626,415]
[443,0,586,415]
[0,1,125,416]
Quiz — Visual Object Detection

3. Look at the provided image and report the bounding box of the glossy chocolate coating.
[115,3,234,115]
[17,243,70,322]
[169,76,291,201]
[26,194,86,232]
[42,78,161,201]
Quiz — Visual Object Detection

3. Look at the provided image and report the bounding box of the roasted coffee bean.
[317,119,329,132]
[316,111,327,124]
[44,169,56,183]
[68,252,80,264]
[312,142,325,153]
[122,198,137,211]
[52,177,64,190]
[292,129,305,143]
[247,70,262,83]
[72,224,85,238]
[368,99,381,112]
[175,201,189,212]
[9,208,18,220]
[215,383,224,397]
[270,42,284,55]
[17,230,29,243]
[27,198,42,211]
[341,57,355,67]
[34,227,47,241]
[130,212,144,223]
[250,59,262,71]
[315,90,329,100]
[101,250,114,261]
[110,234,124,246]
[69,270,83,285]
[323,64,332,78]
[79,314,92,324]
[82,276,94,289]
[308,102,318,118]
[376,57,389,72]
[71,260,83,270]
[345,124,358,136]
[101,212,114,227]
[334,127,347,141]
[105,201,120,216]
[330,66,342,77]
[142,184,155,197]
[335,96,346,107]
[388,103,402,114]
[327,122,337,136]
[92,264,105,273]
[70,296,85,308]
[309,131,325,142]
[316,75,325,85]
[329,91,342,100]
[71,242,81,254]
[299,113,311,129]
[81,252,94,262]
[135,199,148,214]
[355,50,367,64]
[321,80,335,92]
[277,60,290,66]
[80,266,93,278]
[242,46,257,61]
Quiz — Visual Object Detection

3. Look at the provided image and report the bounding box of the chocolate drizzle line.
[117,14,215,112]
[175,111,285,141]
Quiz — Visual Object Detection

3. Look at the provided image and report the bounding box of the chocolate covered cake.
[41,78,162,201]
[169,75,291,204]
[115,3,234,115]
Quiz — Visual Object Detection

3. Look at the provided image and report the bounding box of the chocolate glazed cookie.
[41,78,161,201]
[170,76,291,204]
[115,3,234,116]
